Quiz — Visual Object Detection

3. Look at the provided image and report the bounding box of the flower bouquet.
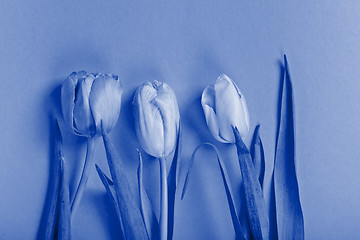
[43,55,303,240]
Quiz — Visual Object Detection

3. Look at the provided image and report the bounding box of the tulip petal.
[232,78,251,138]
[137,151,160,240]
[272,55,304,240]
[153,81,180,157]
[133,83,165,158]
[89,75,123,135]
[181,143,246,240]
[61,71,87,132]
[95,164,125,239]
[73,74,96,136]
[215,74,249,142]
[250,125,265,187]
[201,85,228,143]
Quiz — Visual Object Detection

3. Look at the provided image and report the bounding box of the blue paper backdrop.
[1,1,360,239]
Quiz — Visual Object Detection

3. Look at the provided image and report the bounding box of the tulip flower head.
[61,71,123,137]
[133,80,180,158]
[201,74,250,143]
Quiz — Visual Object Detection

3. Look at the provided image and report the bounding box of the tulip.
[61,71,123,137]
[201,74,250,143]
[133,80,180,240]
[61,71,123,216]
[133,80,180,158]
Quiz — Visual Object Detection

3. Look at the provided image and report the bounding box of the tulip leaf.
[102,132,149,240]
[95,164,125,239]
[167,124,181,240]
[58,156,71,240]
[181,143,246,240]
[44,119,62,240]
[233,127,269,240]
[137,151,160,240]
[272,55,304,240]
[250,124,265,188]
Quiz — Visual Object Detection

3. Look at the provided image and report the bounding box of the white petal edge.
[89,75,123,135]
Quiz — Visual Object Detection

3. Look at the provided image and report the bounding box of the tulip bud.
[133,80,180,158]
[201,74,250,143]
[61,71,123,137]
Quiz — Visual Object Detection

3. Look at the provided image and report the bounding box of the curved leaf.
[181,143,246,240]
[250,124,265,188]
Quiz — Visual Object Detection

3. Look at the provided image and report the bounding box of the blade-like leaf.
[44,119,62,240]
[167,124,181,240]
[250,124,265,188]
[273,55,304,240]
[58,156,71,240]
[181,143,246,240]
[95,164,125,240]
[137,150,160,240]
[233,127,269,240]
[102,132,149,240]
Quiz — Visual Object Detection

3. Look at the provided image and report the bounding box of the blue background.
[1,1,359,239]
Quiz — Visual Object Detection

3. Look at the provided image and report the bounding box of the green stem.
[70,137,95,217]
[159,157,168,240]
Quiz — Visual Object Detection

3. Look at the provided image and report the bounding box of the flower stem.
[159,157,168,240]
[70,137,95,217]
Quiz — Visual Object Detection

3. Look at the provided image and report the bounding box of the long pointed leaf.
[181,143,246,240]
[58,157,71,240]
[250,124,265,188]
[102,132,149,240]
[44,119,62,240]
[95,164,125,240]
[273,55,304,240]
[167,124,181,240]
[137,150,160,240]
[233,127,269,240]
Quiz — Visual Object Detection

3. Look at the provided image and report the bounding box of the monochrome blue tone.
[0,1,360,239]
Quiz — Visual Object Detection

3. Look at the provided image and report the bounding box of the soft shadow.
[88,191,123,239]
[182,96,213,143]
[182,47,226,143]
